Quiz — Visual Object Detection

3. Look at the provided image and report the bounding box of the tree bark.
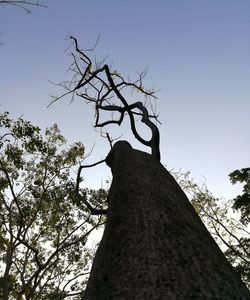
[84,141,250,299]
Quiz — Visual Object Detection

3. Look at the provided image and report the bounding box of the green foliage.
[0,112,106,300]
[1,111,248,297]
[229,168,250,225]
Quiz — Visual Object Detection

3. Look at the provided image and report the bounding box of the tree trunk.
[84,141,250,300]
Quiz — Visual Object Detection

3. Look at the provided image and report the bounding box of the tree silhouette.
[54,38,250,299]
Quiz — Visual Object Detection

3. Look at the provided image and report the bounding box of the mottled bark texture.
[84,141,250,300]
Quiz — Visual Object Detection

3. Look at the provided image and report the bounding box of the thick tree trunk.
[84,141,250,300]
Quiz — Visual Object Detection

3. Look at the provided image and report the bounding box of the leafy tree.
[0,112,106,300]
[176,170,250,288]
[227,168,250,286]
[229,168,250,225]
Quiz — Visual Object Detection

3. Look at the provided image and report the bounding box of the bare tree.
[52,38,250,299]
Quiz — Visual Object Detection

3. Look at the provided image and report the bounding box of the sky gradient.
[1,0,249,198]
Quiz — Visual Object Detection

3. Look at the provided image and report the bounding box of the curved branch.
[76,160,108,215]
[51,36,161,160]
[101,65,161,160]
[135,102,160,160]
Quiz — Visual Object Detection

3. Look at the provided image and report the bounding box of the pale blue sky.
[1,0,249,198]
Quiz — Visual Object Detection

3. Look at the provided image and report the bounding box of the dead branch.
[76,160,108,215]
[0,0,47,13]
[49,36,161,161]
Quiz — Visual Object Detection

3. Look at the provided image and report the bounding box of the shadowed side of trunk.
[84,141,250,300]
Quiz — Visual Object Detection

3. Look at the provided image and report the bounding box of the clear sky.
[1,0,249,199]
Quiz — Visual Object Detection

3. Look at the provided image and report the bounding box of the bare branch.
[50,36,161,160]
[100,130,122,149]
[76,160,108,215]
[0,0,47,13]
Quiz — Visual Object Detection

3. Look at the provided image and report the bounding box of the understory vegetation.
[0,112,249,299]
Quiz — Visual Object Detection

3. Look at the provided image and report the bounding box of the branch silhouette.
[50,36,161,161]
[0,0,46,13]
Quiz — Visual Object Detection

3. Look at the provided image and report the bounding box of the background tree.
[176,170,250,288]
[228,168,250,286]
[229,168,250,225]
[0,112,106,300]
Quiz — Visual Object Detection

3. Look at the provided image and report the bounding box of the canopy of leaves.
[1,111,248,297]
[0,112,106,300]
[229,168,250,225]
